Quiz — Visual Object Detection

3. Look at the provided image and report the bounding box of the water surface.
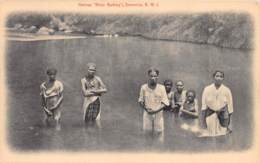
[6,36,252,152]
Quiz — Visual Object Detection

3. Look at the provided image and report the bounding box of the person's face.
[187,92,195,102]
[164,82,172,93]
[87,68,96,77]
[48,73,56,81]
[214,72,224,86]
[149,71,158,85]
[176,81,184,92]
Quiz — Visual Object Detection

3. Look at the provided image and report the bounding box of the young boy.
[40,68,63,129]
[179,90,199,133]
[138,68,169,141]
[163,79,174,112]
[81,63,107,126]
[172,80,187,117]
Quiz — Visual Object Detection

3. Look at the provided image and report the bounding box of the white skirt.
[204,113,227,137]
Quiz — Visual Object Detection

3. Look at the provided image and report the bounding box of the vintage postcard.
[0,0,259,162]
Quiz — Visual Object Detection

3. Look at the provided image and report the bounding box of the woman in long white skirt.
[200,70,233,137]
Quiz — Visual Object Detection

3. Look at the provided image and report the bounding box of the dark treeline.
[6,12,253,49]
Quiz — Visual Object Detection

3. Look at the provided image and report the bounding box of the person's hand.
[84,90,95,97]
[44,107,53,116]
[89,89,96,93]
[139,101,145,108]
[174,104,180,108]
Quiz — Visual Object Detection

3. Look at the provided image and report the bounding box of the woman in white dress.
[201,70,233,137]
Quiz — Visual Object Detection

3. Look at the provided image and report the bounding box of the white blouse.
[201,83,233,114]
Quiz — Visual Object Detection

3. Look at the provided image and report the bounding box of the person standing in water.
[162,79,176,133]
[163,79,175,112]
[81,63,107,127]
[201,70,233,137]
[138,68,169,142]
[172,80,187,118]
[40,68,64,130]
[179,90,200,133]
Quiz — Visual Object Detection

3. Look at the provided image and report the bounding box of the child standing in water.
[163,79,174,112]
[172,80,187,117]
[179,90,200,133]
[163,79,176,131]
[81,63,107,127]
[40,68,64,130]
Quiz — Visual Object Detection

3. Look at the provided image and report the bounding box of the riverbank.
[6,13,253,49]
[6,29,87,41]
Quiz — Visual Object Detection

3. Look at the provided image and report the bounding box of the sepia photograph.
[0,0,260,163]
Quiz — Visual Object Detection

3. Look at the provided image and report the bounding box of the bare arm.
[49,82,64,111]
[139,101,151,113]
[40,90,52,115]
[49,94,63,111]
[81,78,96,97]
[40,84,46,107]
[90,89,107,94]
[90,77,107,94]
[180,109,198,117]
[40,94,47,108]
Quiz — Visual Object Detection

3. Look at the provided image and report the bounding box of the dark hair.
[164,79,173,86]
[186,89,196,97]
[175,80,184,86]
[46,68,57,75]
[213,70,224,78]
[87,62,96,70]
[147,67,159,76]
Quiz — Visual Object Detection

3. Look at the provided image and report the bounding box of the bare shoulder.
[40,82,46,88]
[55,80,63,86]
[81,77,86,83]
[94,75,103,81]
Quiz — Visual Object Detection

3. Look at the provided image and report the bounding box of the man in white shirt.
[201,70,233,137]
[138,68,169,140]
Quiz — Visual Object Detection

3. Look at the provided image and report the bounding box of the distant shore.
[7,36,87,42]
[6,29,87,41]
[6,13,252,49]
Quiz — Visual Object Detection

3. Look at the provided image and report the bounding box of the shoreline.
[6,13,252,49]
[6,31,87,41]
[5,31,251,51]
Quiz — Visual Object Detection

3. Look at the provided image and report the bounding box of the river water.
[6,36,252,152]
